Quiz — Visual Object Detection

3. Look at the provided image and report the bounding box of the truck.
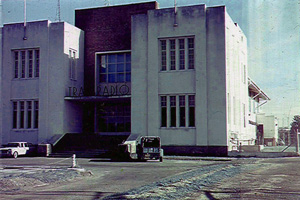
[114,134,163,162]
[0,142,30,158]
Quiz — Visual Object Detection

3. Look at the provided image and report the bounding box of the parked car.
[0,142,30,158]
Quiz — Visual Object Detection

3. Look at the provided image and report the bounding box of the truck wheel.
[13,151,18,159]
[159,156,163,162]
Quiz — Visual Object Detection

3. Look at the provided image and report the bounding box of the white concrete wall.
[257,113,279,140]
[132,5,249,149]
[1,20,84,144]
[225,11,251,149]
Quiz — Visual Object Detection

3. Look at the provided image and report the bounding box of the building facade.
[0,2,270,156]
[0,20,84,145]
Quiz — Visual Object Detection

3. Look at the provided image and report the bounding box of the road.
[1,157,300,199]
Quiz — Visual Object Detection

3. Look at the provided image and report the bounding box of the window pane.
[126,63,131,72]
[117,63,124,72]
[188,38,194,69]
[28,50,33,78]
[108,74,116,83]
[117,54,124,63]
[21,51,25,78]
[13,102,17,129]
[117,73,124,82]
[27,101,32,128]
[20,101,24,128]
[126,53,131,62]
[108,64,116,72]
[161,40,167,71]
[108,54,116,63]
[170,96,176,127]
[126,73,131,82]
[35,50,40,77]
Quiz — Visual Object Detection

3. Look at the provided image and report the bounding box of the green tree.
[290,115,300,144]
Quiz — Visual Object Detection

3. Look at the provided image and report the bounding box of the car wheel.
[13,151,18,159]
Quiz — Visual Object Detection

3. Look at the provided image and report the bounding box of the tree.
[290,115,300,144]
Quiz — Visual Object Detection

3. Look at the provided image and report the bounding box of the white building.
[0,20,84,145]
[257,113,279,146]
[0,2,271,156]
[131,4,250,155]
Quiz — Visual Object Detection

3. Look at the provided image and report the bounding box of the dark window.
[170,40,176,70]
[14,52,19,78]
[179,95,185,127]
[21,51,26,78]
[188,95,195,127]
[28,50,33,78]
[34,101,39,128]
[170,96,176,127]
[27,101,32,128]
[188,38,194,69]
[161,96,167,127]
[161,40,167,71]
[13,102,17,129]
[20,102,24,128]
[35,50,39,77]
[98,53,130,83]
[179,39,185,70]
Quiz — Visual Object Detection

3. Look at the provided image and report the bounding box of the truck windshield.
[6,143,19,147]
[142,138,160,147]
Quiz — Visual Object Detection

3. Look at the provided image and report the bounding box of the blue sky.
[1,0,300,127]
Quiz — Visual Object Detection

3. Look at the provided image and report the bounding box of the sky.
[1,0,300,127]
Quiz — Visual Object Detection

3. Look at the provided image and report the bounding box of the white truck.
[0,142,30,158]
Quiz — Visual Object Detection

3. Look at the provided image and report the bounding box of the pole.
[23,0,27,40]
[296,129,299,154]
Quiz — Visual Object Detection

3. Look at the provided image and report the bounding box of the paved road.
[0,157,222,200]
[2,157,300,200]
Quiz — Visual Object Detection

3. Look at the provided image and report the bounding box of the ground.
[1,156,300,199]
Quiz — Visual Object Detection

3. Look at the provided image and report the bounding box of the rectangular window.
[27,101,32,128]
[13,102,18,129]
[161,96,167,127]
[35,50,40,77]
[188,95,195,127]
[188,38,194,69]
[69,49,77,80]
[28,50,33,78]
[21,51,26,78]
[170,40,176,70]
[14,52,19,78]
[13,49,39,79]
[159,37,194,72]
[34,101,39,128]
[179,39,185,70]
[161,40,167,71]
[170,96,176,127]
[98,52,131,83]
[20,101,25,128]
[179,95,185,127]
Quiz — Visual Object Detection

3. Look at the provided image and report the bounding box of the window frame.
[12,100,39,130]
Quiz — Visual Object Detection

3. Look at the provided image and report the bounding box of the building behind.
[0,20,84,144]
[0,2,271,156]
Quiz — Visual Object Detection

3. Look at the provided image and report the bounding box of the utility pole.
[57,0,61,22]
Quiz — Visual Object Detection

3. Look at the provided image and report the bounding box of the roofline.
[248,77,270,101]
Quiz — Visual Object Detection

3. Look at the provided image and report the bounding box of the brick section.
[75,2,158,95]
[162,146,228,156]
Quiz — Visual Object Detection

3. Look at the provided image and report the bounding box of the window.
[96,103,130,132]
[179,39,185,70]
[170,40,176,70]
[12,100,39,130]
[160,37,194,71]
[160,94,195,128]
[27,101,32,128]
[170,96,176,127]
[13,49,40,79]
[161,96,167,127]
[97,52,131,83]
[188,38,194,69]
[69,49,77,80]
[161,40,167,71]
[179,96,185,127]
[34,101,39,129]
[13,102,17,129]
[188,95,195,127]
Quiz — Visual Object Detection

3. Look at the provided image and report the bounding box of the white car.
[0,142,30,158]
